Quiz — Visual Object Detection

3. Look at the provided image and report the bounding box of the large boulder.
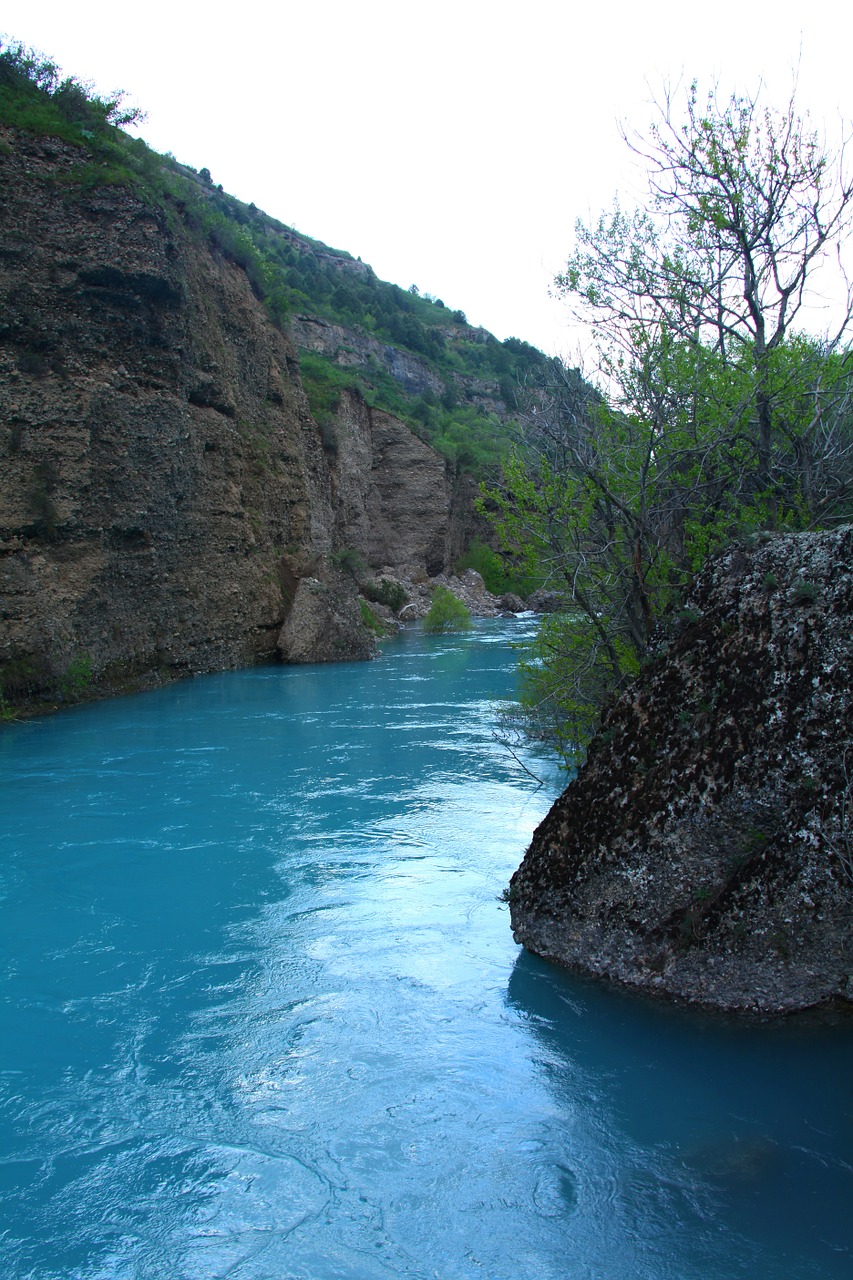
[509,527,853,1015]
[277,573,377,663]
[525,588,564,613]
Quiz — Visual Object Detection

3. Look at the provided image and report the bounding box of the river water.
[1,619,851,1280]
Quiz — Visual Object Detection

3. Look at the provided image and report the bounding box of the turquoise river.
[1,618,851,1279]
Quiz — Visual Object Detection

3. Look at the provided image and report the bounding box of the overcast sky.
[3,2,852,356]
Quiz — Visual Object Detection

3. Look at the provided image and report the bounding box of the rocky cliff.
[510,527,853,1015]
[323,388,478,577]
[291,315,510,419]
[0,127,473,710]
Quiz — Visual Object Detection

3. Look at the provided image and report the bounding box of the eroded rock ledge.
[510,527,853,1015]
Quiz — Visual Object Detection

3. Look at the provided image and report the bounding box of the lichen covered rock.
[510,527,853,1015]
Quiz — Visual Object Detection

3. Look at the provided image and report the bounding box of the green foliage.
[791,578,819,604]
[0,648,96,713]
[454,538,540,599]
[423,586,472,633]
[298,353,350,428]
[486,83,853,764]
[330,547,369,581]
[517,611,640,761]
[487,335,852,760]
[362,578,408,612]
[429,406,522,476]
[0,37,143,145]
[558,83,853,515]
[359,600,393,636]
[59,652,94,700]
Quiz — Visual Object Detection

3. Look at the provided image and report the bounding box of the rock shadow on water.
[505,949,853,1279]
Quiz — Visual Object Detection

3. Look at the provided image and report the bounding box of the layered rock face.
[291,315,509,418]
[510,527,853,1015]
[326,389,477,577]
[0,128,465,706]
[292,316,445,400]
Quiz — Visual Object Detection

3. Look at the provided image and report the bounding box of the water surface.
[1,620,851,1279]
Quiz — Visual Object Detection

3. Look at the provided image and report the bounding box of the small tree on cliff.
[487,81,853,761]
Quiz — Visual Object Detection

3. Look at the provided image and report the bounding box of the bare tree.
[487,82,853,761]
[558,81,853,500]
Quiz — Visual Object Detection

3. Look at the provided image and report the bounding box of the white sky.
[3,2,852,356]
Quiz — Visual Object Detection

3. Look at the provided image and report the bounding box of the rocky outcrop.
[510,527,853,1015]
[292,316,445,400]
[0,127,470,711]
[290,315,509,417]
[278,567,377,663]
[395,568,508,619]
[326,390,471,576]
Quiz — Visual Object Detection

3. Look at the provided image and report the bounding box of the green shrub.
[455,538,540,598]
[423,586,472,633]
[792,578,819,604]
[331,547,369,581]
[359,599,393,636]
[299,353,355,429]
[59,651,94,700]
[362,578,407,612]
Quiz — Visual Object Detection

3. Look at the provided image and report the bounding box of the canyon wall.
[0,128,466,708]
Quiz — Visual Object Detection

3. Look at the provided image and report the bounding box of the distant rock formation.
[290,315,510,418]
[324,389,477,578]
[510,527,853,1015]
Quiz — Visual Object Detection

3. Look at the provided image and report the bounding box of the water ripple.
[1,620,851,1279]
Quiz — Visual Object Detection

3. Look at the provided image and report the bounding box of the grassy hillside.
[0,37,555,477]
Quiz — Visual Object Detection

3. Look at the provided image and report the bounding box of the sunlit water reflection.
[1,620,851,1279]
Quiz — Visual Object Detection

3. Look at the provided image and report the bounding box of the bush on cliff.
[359,600,394,637]
[362,578,408,612]
[0,38,143,142]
